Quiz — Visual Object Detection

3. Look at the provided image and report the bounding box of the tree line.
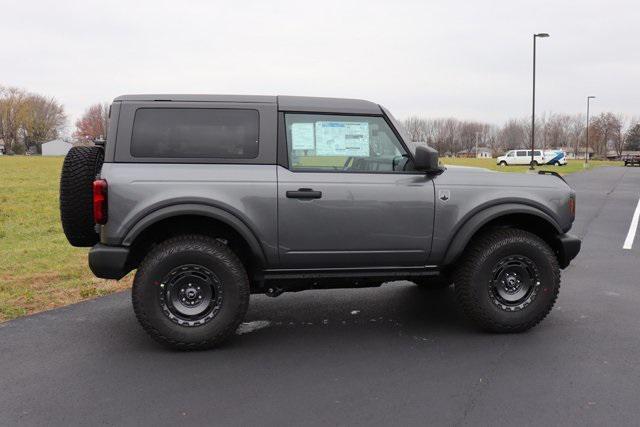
[2,84,639,157]
[0,86,66,154]
[403,112,640,157]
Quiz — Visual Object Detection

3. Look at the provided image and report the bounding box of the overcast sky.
[1,0,638,132]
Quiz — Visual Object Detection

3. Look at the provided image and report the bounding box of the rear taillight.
[568,194,576,221]
[93,179,108,224]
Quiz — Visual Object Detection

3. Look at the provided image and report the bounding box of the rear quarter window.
[130,108,259,158]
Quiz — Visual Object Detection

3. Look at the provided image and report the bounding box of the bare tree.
[399,111,631,158]
[22,94,66,154]
[0,86,29,153]
[0,86,66,154]
[73,103,109,144]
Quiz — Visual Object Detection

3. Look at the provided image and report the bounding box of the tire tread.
[453,228,560,333]
[132,234,250,350]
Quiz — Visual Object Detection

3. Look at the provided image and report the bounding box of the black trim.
[277,112,288,168]
[263,266,438,280]
[538,170,567,184]
[556,233,581,269]
[89,244,131,280]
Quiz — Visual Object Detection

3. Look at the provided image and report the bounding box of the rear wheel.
[132,235,250,350]
[453,228,560,333]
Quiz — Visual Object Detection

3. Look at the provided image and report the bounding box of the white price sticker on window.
[315,121,369,157]
[291,123,315,150]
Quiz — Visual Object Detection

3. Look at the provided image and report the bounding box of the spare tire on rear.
[60,146,104,247]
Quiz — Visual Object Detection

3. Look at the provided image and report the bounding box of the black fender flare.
[122,203,267,268]
[441,203,562,266]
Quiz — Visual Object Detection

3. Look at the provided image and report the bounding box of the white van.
[497,149,567,166]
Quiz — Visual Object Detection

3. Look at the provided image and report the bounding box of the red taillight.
[93,179,108,224]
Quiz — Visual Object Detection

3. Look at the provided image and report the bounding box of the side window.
[130,108,259,158]
[284,114,408,172]
[534,150,542,156]
[516,150,527,157]
[507,152,514,157]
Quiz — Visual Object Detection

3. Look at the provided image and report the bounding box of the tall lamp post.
[585,96,596,166]
[530,32,550,170]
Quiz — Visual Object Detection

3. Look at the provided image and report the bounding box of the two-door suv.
[60,95,581,349]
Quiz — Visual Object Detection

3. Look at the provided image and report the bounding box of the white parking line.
[623,196,640,250]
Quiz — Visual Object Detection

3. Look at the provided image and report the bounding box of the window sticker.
[315,121,369,157]
[291,123,315,150]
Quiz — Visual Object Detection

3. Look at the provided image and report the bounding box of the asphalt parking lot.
[1,166,639,426]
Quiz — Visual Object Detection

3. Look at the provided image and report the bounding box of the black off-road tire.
[132,235,250,350]
[453,228,560,333]
[59,145,104,247]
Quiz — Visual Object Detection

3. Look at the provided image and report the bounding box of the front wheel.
[132,235,250,350]
[453,229,560,333]
[530,160,539,167]
[499,161,507,167]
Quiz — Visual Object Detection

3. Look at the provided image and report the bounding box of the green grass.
[0,155,623,322]
[441,157,623,174]
[0,156,129,322]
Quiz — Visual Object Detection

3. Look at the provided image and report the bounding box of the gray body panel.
[100,163,279,265]
[276,166,435,268]
[429,166,573,264]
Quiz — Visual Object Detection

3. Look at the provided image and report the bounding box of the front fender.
[440,203,562,266]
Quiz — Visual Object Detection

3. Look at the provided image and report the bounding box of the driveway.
[1,166,639,426]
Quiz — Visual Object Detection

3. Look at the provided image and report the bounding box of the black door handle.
[286,188,322,199]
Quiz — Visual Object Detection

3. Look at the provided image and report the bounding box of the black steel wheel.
[159,264,223,327]
[454,228,560,333]
[488,255,540,311]
[132,235,249,350]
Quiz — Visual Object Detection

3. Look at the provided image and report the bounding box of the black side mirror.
[413,145,440,172]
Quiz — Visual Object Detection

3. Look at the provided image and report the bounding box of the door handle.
[286,188,322,199]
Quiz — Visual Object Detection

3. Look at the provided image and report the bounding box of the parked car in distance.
[497,149,567,166]
[59,94,581,350]
[622,154,640,166]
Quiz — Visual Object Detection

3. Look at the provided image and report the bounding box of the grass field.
[0,156,129,322]
[0,155,623,322]
[441,157,623,174]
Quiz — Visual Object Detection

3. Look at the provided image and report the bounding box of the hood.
[436,165,570,190]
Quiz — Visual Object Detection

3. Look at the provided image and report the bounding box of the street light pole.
[585,96,596,165]
[530,33,550,170]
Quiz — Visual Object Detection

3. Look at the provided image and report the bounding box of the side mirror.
[413,145,440,172]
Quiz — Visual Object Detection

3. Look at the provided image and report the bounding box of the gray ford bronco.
[60,95,581,349]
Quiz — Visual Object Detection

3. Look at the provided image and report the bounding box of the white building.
[41,139,73,156]
[476,147,493,158]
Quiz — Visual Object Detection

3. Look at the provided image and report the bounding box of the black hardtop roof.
[113,94,382,115]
